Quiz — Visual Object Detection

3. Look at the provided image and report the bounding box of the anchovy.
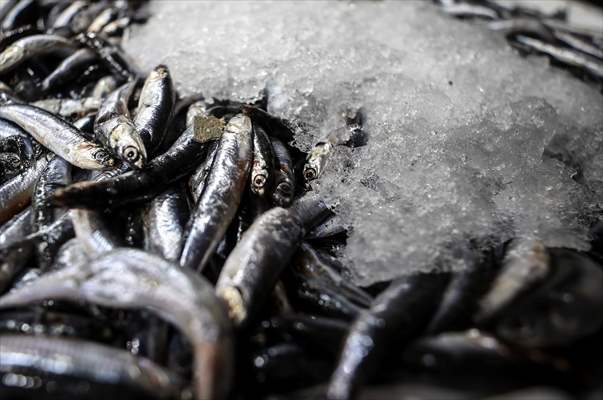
[0,206,31,247]
[87,7,119,33]
[0,34,77,75]
[250,125,274,197]
[553,30,603,60]
[188,140,218,202]
[101,16,131,37]
[327,272,450,400]
[92,75,118,99]
[31,155,71,269]
[0,248,234,400]
[0,334,181,399]
[477,239,549,323]
[70,208,121,257]
[41,48,98,91]
[514,35,603,79]
[143,186,189,262]
[441,3,500,19]
[242,105,295,143]
[51,126,207,208]
[68,1,110,35]
[134,64,175,155]
[50,1,87,31]
[488,18,555,42]
[303,140,333,184]
[271,138,295,207]
[0,0,36,31]
[0,103,114,170]
[0,239,32,294]
[216,197,330,326]
[32,97,101,119]
[95,80,147,169]
[179,114,253,272]
[0,156,47,224]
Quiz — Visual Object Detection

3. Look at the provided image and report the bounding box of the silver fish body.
[179,114,253,272]
[0,103,114,170]
[250,125,274,196]
[0,34,77,74]
[0,156,47,224]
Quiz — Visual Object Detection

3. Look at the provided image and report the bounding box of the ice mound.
[125,1,603,286]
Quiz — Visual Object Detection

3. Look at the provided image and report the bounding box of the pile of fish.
[436,0,603,86]
[1,1,603,399]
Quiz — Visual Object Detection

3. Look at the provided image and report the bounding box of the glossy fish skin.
[143,186,189,262]
[33,97,102,119]
[77,32,139,82]
[0,156,47,224]
[0,34,77,75]
[95,80,147,169]
[327,272,450,400]
[87,7,119,33]
[0,25,41,54]
[0,206,31,247]
[0,0,37,31]
[477,239,549,323]
[179,114,253,273]
[70,208,121,257]
[188,140,218,202]
[0,104,114,170]
[0,239,32,294]
[50,0,87,31]
[0,334,181,400]
[242,105,295,143]
[92,75,118,99]
[31,155,71,269]
[0,248,234,400]
[134,65,175,155]
[251,125,274,197]
[52,126,207,208]
[303,140,332,184]
[41,48,98,91]
[216,206,304,326]
[270,138,295,207]
[491,248,603,348]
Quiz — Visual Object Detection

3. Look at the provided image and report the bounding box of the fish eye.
[94,150,109,161]
[304,167,317,181]
[253,174,267,188]
[123,146,140,162]
[277,182,293,196]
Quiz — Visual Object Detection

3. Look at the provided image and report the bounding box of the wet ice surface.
[126,1,603,286]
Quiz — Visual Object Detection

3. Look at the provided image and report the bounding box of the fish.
[70,208,122,257]
[143,186,189,262]
[250,124,274,197]
[327,272,450,400]
[242,105,295,143]
[51,126,207,208]
[77,32,140,82]
[0,103,114,170]
[32,97,102,119]
[92,75,119,99]
[87,7,120,34]
[270,138,295,207]
[179,114,253,272]
[188,140,219,202]
[216,196,331,326]
[50,1,87,31]
[0,248,234,400]
[0,206,31,247]
[0,34,77,75]
[134,64,175,155]
[41,48,99,91]
[0,0,37,31]
[95,80,147,169]
[0,334,181,399]
[0,156,47,224]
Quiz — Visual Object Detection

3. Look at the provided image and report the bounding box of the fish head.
[272,181,293,207]
[0,44,24,72]
[251,169,268,195]
[92,147,116,168]
[111,122,147,169]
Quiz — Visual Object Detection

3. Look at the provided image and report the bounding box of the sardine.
[0,34,77,75]
[0,248,234,400]
[0,103,114,170]
[134,64,174,155]
[179,114,253,272]
[251,124,274,197]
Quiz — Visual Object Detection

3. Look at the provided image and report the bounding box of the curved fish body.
[179,114,253,272]
[242,105,295,143]
[216,199,328,327]
[92,75,118,99]
[134,65,174,155]
[0,0,36,31]
[50,1,87,31]
[303,140,332,184]
[491,248,603,347]
[78,32,140,82]
[42,48,98,91]
[95,80,146,169]
[327,272,450,400]
[0,334,181,400]
[0,119,36,163]
[250,125,274,197]
[0,239,32,294]
[0,156,47,224]
[70,208,121,257]
[270,138,295,207]
[87,7,119,33]
[0,34,77,75]
[33,97,101,119]
[0,206,31,247]
[0,248,234,400]
[143,186,189,262]
[52,126,207,208]
[188,140,218,202]
[31,155,71,269]
[0,104,114,170]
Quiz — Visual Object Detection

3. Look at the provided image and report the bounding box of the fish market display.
[0,1,602,400]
